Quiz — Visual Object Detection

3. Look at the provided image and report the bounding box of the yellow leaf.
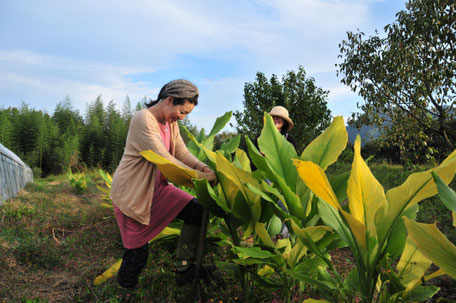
[93,227,180,285]
[300,116,348,171]
[216,152,261,221]
[386,157,456,227]
[287,238,307,267]
[150,227,181,241]
[234,149,251,171]
[293,159,340,209]
[303,299,330,303]
[200,144,217,164]
[347,136,386,234]
[404,217,456,279]
[290,223,331,243]
[397,238,432,292]
[140,150,197,188]
[340,209,367,250]
[94,259,122,285]
[258,264,274,277]
[255,222,275,248]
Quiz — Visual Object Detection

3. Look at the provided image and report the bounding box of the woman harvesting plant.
[110,79,217,288]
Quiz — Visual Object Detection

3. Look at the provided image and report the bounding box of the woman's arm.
[130,110,197,172]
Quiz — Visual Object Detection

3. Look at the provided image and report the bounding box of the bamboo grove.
[0,96,142,176]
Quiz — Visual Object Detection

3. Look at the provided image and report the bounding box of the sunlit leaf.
[340,209,367,250]
[347,135,386,233]
[255,222,275,248]
[245,136,304,218]
[234,148,251,171]
[140,150,197,188]
[209,111,232,137]
[397,238,432,292]
[300,116,348,171]
[216,152,261,221]
[287,238,307,267]
[382,156,456,243]
[99,169,112,185]
[258,113,298,190]
[293,160,340,209]
[93,259,122,285]
[404,217,456,279]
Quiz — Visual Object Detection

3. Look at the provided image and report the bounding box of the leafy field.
[0,165,455,303]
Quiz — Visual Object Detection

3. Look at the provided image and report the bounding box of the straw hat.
[268,106,294,132]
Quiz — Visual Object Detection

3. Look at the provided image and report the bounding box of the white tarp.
[0,143,33,203]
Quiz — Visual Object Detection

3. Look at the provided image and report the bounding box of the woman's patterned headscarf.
[161,79,199,99]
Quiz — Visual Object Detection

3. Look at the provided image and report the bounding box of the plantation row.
[91,112,456,302]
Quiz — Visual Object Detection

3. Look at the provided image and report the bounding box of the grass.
[0,164,455,302]
[0,170,277,302]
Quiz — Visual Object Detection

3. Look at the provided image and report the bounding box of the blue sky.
[0,0,406,131]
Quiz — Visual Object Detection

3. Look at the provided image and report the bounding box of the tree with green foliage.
[338,0,456,156]
[233,66,332,153]
[0,110,13,148]
[104,100,128,172]
[52,97,84,171]
[81,96,108,167]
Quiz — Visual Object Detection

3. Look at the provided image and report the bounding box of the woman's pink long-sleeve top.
[110,108,206,225]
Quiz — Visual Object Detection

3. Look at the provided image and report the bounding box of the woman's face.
[164,98,195,124]
[272,116,285,131]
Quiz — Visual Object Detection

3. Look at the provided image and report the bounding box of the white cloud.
[0,0,401,125]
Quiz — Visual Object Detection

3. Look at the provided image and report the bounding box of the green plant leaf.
[403,286,440,302]
[98,169,112,185]
[300,116,348,171]
[317,201,356,251]
[216,152,261,221]
[258,113,298,190]
[379,155,456,245]
[209,111,232,137]
[193,178,227,218]
[383,204,418,260]
[328,171,350,204]
[220,134,241,154]
[432,171,456,221]
[285,268,334,292]
[233,246,276,259]
[215,261,242,281]
[404,217,456,279]
[233,148,251,171]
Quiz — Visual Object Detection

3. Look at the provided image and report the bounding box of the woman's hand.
[196,167,218,186]
[205,170,218,186]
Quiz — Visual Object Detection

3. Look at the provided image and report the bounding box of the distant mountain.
[346,125,380,146]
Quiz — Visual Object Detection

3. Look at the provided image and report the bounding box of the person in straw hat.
[111,79,217,288]
[254,105,297,150]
